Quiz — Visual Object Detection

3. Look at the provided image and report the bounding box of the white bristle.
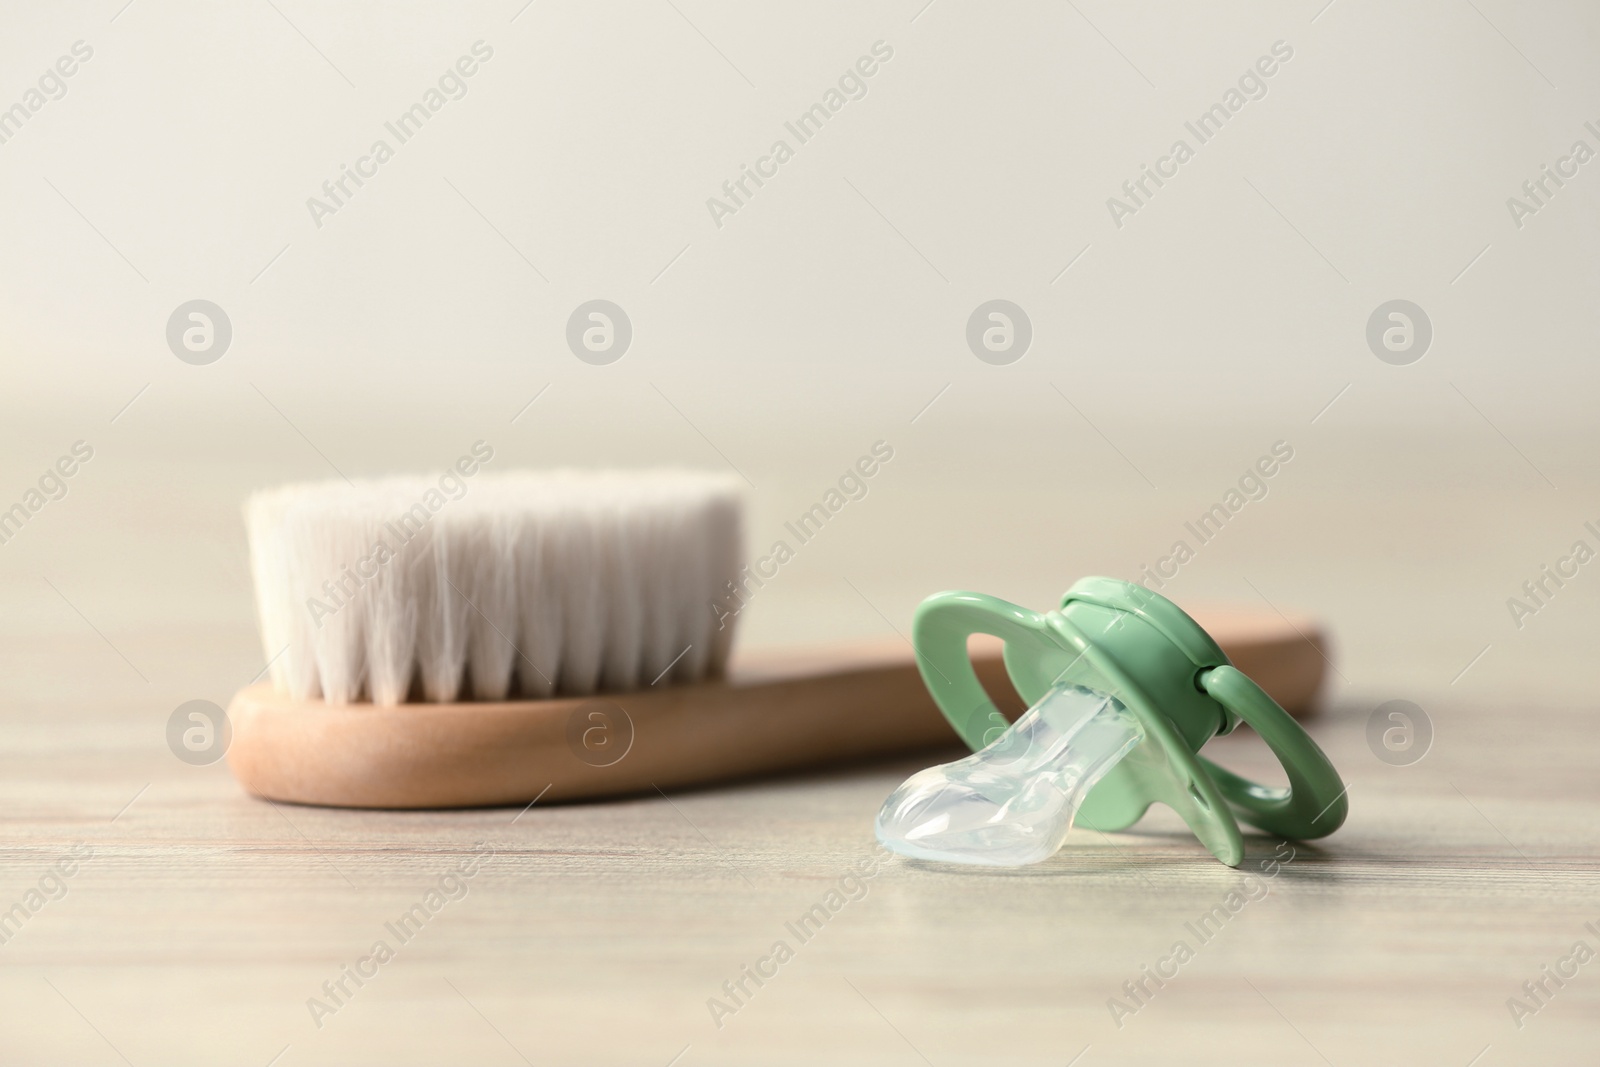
[244,469,745,706]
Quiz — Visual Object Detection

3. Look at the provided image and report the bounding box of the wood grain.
[3,623,1597,1066]
[224,610,1328,809]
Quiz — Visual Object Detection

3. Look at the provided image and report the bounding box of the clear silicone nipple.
[875,683,1145,866]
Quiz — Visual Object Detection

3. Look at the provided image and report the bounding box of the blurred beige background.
[2,0,1597,712]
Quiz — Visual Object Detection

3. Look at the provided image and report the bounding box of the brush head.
[244,469,743,706]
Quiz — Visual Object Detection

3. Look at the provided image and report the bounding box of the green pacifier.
[874,577,1348,867]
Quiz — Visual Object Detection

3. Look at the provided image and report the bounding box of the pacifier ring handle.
[1197,665,1349,840]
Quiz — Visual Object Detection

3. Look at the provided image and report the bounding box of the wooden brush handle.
[225,611,1327,809]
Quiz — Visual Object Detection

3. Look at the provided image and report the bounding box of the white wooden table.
[2,644,1595,1066]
